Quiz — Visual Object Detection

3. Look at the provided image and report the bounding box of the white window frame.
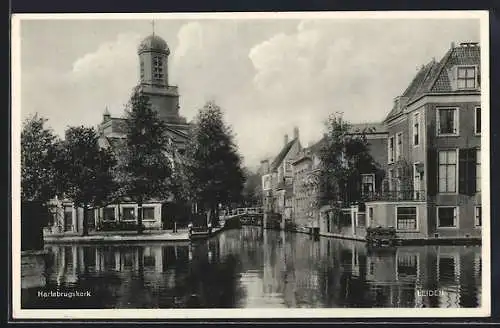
[142,206,156,222]
[121,206,137,222]
[413,112,420,146]
[388,136,395,164]
[395,205,419,232]
[436,107,459,137]
[475,206,482,228]
[456,65,478,90]
[361,173,376,195]
[475,106,481,136]
[102,206,117,222]
[395,132,403,161]
[436,206,459,229]
[438,149,459,194]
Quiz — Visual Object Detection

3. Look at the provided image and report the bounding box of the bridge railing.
[220,207,264,218]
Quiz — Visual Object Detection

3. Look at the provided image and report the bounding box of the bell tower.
[137,24,181,123]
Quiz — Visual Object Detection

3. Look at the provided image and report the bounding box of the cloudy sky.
[18,15,480,168]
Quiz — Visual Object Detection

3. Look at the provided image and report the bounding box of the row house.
[365,41,482,241]
[260,127,302,226]
[292,124,388,237]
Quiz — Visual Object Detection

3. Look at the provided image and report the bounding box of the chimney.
[293,126,299,140]
[260,159,270,174]
[451,41,456,49]
[284,134,289,146]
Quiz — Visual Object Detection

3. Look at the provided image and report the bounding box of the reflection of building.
[44,33,192,235]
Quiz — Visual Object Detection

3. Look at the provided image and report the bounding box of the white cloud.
[20,19,480,169]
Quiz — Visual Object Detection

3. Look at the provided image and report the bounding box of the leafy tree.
[241,168,262,207]
[55,126,117,236]
[184,101,245,225]
[319,113,378,207]
[21,114,59,202]
[116,86,174,233]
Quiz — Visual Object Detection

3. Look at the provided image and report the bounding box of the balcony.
[361,190,426,202]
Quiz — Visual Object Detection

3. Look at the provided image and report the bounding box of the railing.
[361,190,426,202]
[221,207,264,217]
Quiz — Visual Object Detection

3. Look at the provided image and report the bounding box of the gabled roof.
[385,43,480,122]
[270,138,298,171]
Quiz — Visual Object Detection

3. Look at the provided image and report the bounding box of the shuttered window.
[458,148,478,195]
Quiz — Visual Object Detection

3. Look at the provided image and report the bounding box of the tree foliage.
[21,114,59,202]
[241,168,262,207]
[116,86,174,232]
[183,101,245,223]
[54,126,117,235]
[319,113,378,206]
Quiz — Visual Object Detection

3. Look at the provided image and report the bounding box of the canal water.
[22,226,482,309]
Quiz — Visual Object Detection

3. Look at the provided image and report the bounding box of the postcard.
[11,10,490,320]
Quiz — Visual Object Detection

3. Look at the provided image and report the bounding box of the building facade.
[365,41,481,241]
[260,127,302,226]
[44,33,190,235]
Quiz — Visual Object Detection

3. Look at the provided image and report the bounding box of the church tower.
[137,32,182,123]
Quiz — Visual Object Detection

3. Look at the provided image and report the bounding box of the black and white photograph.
[12,11,490,319]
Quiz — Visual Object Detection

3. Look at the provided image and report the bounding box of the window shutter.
[468,148,477,195]
[427,148,437,196]
[459,149,468,194]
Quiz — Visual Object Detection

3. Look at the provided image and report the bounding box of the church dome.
[137,34,170,55]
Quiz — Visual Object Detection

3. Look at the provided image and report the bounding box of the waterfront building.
[291,124,387,235]
[364,41,481,241]
[260,127,302,226]
[44,33,190,235]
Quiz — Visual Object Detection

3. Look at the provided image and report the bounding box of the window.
[475,107,481,135]
[388,169,394,191]
[103,207,115,221]
[476,149,481,192]
[361,173,375,195]
[396,207,417,231]
[437,207,458,228]
[438,150,457,193]
[388,136,395,163]
[457,66,477,89]
[122,207,136,221]
[396,133,402,160]
[152,56,164,80]
[475,206,482,227]
[143,207,155,221]
[413,113,420,146]
[64,206,73,230]
[140,59,145,80]
[437,108,458,135]
[368,207,374,226]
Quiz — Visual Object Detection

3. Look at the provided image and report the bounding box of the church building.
[44,32,191,236]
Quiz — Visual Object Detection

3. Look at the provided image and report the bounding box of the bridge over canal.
[219,207,266,227]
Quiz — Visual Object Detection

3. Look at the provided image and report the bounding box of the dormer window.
[457,66,477,89]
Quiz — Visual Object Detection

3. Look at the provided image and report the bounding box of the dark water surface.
[22,226,482,308]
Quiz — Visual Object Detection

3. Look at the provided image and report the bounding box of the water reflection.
[22,227,481,308]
